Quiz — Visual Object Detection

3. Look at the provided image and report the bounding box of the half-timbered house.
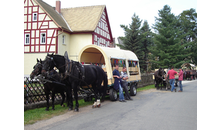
[24,0,114,76]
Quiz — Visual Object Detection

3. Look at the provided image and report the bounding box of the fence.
[24,77,63,105]
[137,73,154,88]
[24,74,155,110]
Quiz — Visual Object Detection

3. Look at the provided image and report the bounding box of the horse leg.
[156,82,159,90]
[95,83,101,108]
[92,84,98,108]
[67,88,73,111]
[101,87,106,103]
[51,92,55,110]
[60,92,65,107]
[72,84,79,112]
[45,92,49,111]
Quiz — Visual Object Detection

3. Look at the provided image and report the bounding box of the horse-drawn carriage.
[153,68,179,91]
[78,45,141,101]
[181,63,197,80]
[30,45,141,111]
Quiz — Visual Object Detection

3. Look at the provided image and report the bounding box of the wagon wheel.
[130,83,137,96]
[109,88,117,101]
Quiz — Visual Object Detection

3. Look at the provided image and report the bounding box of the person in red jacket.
[178,69,183,92]
[165,66,177,92]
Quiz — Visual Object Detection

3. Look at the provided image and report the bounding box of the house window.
[62,35,65,44]
[97,37,100,46]
[25,34,30,45]
[33,13,37,21]
[40,33,46,44]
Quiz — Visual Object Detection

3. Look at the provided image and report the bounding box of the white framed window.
[33,13,37,21]
[25,34,30,45]
[97,37,100,46]
[40,33,46,44]
[94,35,97,41]
[62,35,65,44]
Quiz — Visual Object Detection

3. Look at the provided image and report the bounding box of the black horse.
[154,68,166,90]
[30,59,68,111]
[41,53,108,112]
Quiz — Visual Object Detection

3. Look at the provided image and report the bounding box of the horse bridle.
[31,62,42,78]
[43,56,85,80]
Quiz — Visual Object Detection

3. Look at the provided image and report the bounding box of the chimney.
[56,0,61,14]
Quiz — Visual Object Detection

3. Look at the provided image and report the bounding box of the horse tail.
[102,71,108,101]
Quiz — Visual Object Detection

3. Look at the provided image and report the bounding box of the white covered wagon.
[78,45,141,101]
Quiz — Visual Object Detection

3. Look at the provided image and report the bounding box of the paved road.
[25,80,197,130]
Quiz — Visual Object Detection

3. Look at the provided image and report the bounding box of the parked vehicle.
[78,45,141,101]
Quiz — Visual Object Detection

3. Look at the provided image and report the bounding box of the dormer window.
[33,13,37,21]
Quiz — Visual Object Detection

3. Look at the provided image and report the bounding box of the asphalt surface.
[25,80,197,130]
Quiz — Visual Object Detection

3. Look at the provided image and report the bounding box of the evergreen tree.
[150,5,188,68]
[178,8,197,65]
[118,13,142,61]
[140,20,154,72]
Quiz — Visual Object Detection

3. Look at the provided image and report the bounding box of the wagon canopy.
[181,63,196,68]
[78,45,139,79]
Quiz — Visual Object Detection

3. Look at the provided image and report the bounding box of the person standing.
[121,67,133,100]
[165,66,177,92]
[113,64,126,102]
[178,69,183,92]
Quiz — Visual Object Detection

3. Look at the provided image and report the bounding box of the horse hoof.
[74,108,79,112]
[62,105,65,107]
[51,108,55,111]
[45,108,49,111]
[68,107,73,111]
[92,105,96,108]
[97,104,101,108]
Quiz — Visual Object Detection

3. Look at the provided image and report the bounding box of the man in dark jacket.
[113,64,126,102]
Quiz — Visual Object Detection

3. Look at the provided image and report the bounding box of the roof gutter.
[55,29,64,37]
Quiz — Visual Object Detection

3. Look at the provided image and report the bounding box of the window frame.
[32,13,37,21]
[40,33,46,44]
[62,35,65,45]
[24,34,30,45]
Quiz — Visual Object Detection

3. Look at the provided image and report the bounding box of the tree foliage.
[119,5,197,71]
[119,13,142,58]
[150,5,185,68]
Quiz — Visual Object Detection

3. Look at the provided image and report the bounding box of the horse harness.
[64,60,85,82]
[62,53,84,80]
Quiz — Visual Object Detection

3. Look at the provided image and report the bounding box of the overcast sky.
[42,0,197,40]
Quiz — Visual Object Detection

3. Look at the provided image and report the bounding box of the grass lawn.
[137,84,155,92]
[24,99,94,125]
[24,84,155,125]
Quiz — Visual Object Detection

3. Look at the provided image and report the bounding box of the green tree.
[178,8,197,65]
[140,20,154,72]
[150,5,188,68]
[118,13,143,61]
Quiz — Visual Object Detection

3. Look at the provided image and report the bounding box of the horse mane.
[157,67,162,76]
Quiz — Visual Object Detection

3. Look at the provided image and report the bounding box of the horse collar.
[75,63,85,81]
